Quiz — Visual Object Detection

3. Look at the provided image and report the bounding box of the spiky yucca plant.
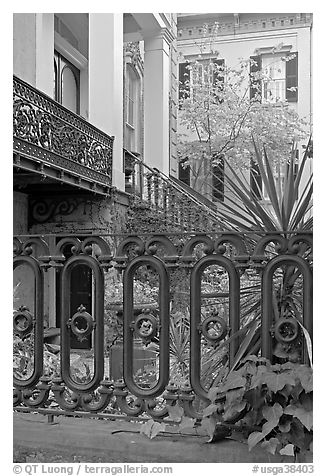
[209,137,313,370]
[216,137,313,233]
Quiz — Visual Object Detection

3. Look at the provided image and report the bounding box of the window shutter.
[178,159,190,186]
[250,159,262,199]
[179,62,190,103]
[250,55,261,102]
[213,58,225,102]
[213,58,225,85]
[212,155,224,201]
[286,52,298,102]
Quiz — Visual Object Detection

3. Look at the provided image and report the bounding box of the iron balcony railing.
[13,76,114,194]
[13,231,312,421]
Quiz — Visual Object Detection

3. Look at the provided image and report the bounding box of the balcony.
[13,76,114,195]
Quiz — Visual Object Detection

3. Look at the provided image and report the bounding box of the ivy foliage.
[203,355,313,460]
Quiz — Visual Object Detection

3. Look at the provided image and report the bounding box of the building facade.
[176,13,313,203]
[13,12,179,332]
[13,12,178,236]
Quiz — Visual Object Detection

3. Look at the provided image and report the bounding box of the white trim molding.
[54,32,88,70]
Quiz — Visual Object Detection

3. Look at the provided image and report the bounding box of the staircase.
[125,151,226,232]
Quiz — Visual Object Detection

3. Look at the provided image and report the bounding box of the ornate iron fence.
[13,231,312,420]
[13,76,113,192]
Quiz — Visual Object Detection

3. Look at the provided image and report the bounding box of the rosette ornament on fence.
[13,231,312,420]
[13,76,113,189]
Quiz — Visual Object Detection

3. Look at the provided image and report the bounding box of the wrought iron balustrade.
[13,76,113,191]
[125,150,225,232]
[13,231,312,421]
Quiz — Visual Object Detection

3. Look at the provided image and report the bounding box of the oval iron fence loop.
[261,254,313,364]
[13,255,44,390]
[190,254,240,401]
[60,255,104,393]
[123,255,170,398]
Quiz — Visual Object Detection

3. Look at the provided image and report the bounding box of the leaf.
[229,317,261,372]
[297,366,313,393]
[179,416,196,431]
[280,444,294,456]
[278,419,292,433]
[300,392,313,412]
[218,371,247,392]
[294,408,313,431]
[263,371,296,392]
[245,355,270,365]
[256,403,283,441]
[250,365,269,388]
[248,431,265,451]
[140,420,166,439]
[244,388,265,409]
[225,387,245,406]
[223,400,247,422]
[207,387,221,402]
[286,418,308,451]
[207,423,232,443]
[284,405,313,431]
[280,362,298,370]
[261,437,280,455]
[242,355,260,364]
[262,402,283,422]
[262,146,282,225]
[202,404,218,418]
[201,415,218,439]
[290,382,304,402]
[166,404,184,422]
[297,321,313,368]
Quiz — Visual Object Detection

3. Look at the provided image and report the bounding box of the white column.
[88,13,125,191]
[296,27,313,199]
[13,14,37,85]
[297,27,312,126]
[143,29,173,175]
[35,14,54,97]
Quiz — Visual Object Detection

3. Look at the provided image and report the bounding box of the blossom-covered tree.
[178,37,310,194]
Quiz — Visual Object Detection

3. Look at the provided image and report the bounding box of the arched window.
[61,66,78,112]
[54,50,80,114]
